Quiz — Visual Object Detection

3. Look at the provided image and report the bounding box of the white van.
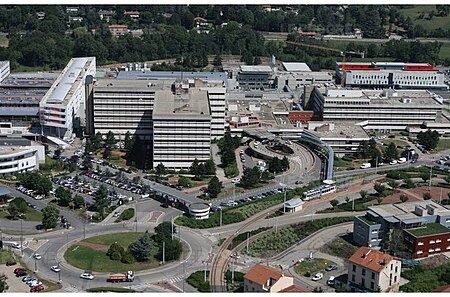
[360,163,371,169]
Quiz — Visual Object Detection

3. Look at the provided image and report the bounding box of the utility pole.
[182,261,186,293]
[232,258,235,284]
[440,187,443,204]
[283,177,287,213]
[134,202,138,233]
[220,208,223,227]
[178,225,181,241]
[204,261,208,282]
[275,217,278,233]
[352,197,355,211]
[57,261,61,284]
[20,219,23,257]
[429,166,432,191]
[34,257,38,273]
[162,241,165,264]
[375,156,378,174]
[171,216,174,240]
[246,232,249,254]
[66,233,69,250]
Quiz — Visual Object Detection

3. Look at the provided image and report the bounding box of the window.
[418,242,424,246]
[417,250,423,254]
[371,282,375,290]
[429,248,435,253]
[394,276,398,283]
[353,265,356,272]
[430,240,436,244]
[362,268,366,276]
[371,272,375,279]
[390,264,393,270]
[436,239,442,243]
[435,247,441,252]
[395,266,398,273]
[352,274,355,282]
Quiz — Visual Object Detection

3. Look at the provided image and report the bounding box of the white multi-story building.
[336,62,448,90]
[39,57,96,139]
[201,86,226,139]
[311,87,444,132]
[92,79,161,140]
[0,61,10,83]
[0,138,45,177]
[152,89,211,169]
[275,71,333,91]
[348,247,401,292]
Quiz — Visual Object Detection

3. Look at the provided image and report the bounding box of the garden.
[294,258,336,276]
[401,261,450,292]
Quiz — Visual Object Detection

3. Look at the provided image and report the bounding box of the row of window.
[417,246,450,254]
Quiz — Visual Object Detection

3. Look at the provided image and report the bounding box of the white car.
[11,242,21,249]
[231,178,240,184]
[311,273,323,281]
[389,160,398,165]
[29,281,43,287]
[80,273,94,280]
[51,266,61,272]
[33,253,42,260]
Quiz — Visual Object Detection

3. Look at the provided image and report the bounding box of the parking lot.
[0,264,33,292]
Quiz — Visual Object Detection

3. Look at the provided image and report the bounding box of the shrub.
[106,242,125,261]
[121,251,136,264]
[224,164,239,178]
[115,208,135,222]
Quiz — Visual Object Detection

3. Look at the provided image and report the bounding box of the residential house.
[244,264,308,293]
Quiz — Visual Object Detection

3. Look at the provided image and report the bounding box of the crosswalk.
[62,286,80,292]
[167,275,185,283]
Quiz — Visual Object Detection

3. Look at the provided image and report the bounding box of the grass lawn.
[294,258,336,275]
[0,250,14,264]
[186,271,210,292]
[399,5,450,32]
[436,139,450,152]
[0,206,43,221]
[440,43,450,61]
[320,235,359,260]
[64,232,160,272]
[381,139,410,148]
[334,157,354,171]
[318,196,376,213]
[83,232,142,249]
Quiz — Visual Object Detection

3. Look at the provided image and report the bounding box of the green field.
[0,250,14,265]
[0,205,43,221]
[399,5,450,32]
[436,139,450,152]
[64,232,160,273]
[294,258,336,275]
[381,139,410,148]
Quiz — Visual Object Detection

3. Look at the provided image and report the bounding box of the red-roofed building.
[124,11,140,20]
[347,247,401,292]
[244,264,308,293]
[108,25,128,37]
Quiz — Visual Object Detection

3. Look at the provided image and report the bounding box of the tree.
[0,274,8,293]
[281,156,290,171]
[155,163,166,177]
[404,178,416,189]
[104,130,117,149]
[400,194,409,203]
[55,186,72,207]
[106,242,125,261]
[8,198,28,218]
[129,231,155,262]
[376,197,384,205]
[417,129,440,151]
[359,190,368,200]
[121,251,136,264]
[73,195,85,209]
[213,53,222,67]
[177,176,192,188]
[345,196,350,203]
[124,131,134,152]
[7,203,20,220]
[383,142,399,162]
[388,181,399,189]
[203,159,216,176]
[207,176,222,198]
[423,192,432,200]
[189,159,204,179]
[93,184,110,216]
[268,157,282,173]
[330,199,339,208]
[374,183,386,196]
[383,228,407,257]
[42,206,60,229]
[154,222,173,243]
[161,239,182,261]
[240,167,261,189]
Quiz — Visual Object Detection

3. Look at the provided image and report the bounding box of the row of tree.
[18,172,52,196]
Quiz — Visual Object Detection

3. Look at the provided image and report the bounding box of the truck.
[107,271,135,283]
[360,163,371,169]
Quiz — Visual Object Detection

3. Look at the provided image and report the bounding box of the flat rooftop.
[369,201,450,219]
[281,62,311,72]
[309,122,369,139]
[240,65,273,73]
[94,79,167,90]
[0,75,56,89]
[405,223,450,237]
[153,89,210,117]
[116,70,228,86]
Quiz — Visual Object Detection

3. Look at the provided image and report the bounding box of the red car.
[30,285,44,292]
[14,267,26,274]
[200,186,208,192]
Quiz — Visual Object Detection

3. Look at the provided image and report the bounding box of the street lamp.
[20,219,23,257]
[57,261,62,284]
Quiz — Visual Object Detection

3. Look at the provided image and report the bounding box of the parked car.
[16,270,27,277]
[325,264,338,271]
[30,284,45,292]
[327,276,336,287]
[14,268,26,274]
[311,273,323,281]
[389,160,398,165]
[6,260,17,266]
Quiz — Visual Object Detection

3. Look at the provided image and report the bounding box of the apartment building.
[347,247,401,292]
[152,89,211,169]
[244,264,308,293]
[238,65,275,90]
[403,223,450,259]
[353,201,450,255]
[39,57,96,140]
[311,87,444,132]
[335,62,447,90]
[0,61,10,83]
[91,79,162,140]
[200,86,226,139]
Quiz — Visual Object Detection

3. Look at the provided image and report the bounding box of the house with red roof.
[243,264,309,293]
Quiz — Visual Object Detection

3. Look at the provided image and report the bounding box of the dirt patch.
[419,254,450,269]
[76,241,109,252]
[149,211,163,223]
